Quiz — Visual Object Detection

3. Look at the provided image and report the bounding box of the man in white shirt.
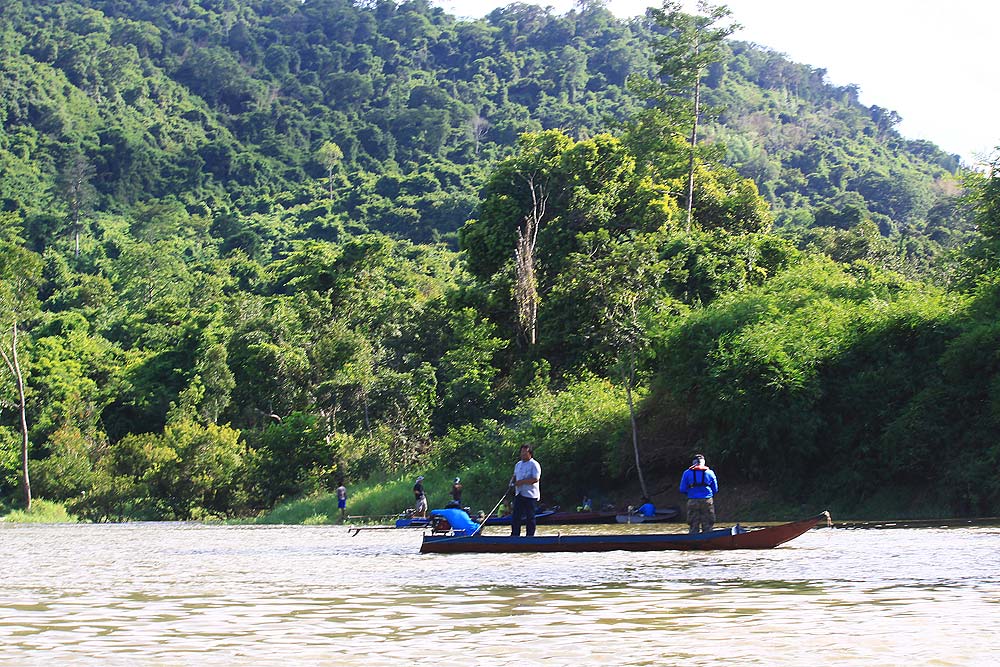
[510,444,541,537]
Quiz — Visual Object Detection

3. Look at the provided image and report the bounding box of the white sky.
[434,0,1000,166]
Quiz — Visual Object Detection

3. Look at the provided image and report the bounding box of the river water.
[1,520,997,666]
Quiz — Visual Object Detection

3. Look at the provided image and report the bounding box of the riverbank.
[0,499,78,523]
[0,479,972,526]
[251,477,969,526]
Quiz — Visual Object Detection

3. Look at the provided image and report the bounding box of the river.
[1,520,997,666]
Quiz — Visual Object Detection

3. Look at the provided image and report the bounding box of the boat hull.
[420,513,828,554]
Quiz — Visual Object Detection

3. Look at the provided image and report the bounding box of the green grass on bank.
[2,499,79,523]
[257,474,967,526]
[257,463,512,525]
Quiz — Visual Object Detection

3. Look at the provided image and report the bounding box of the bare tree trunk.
[514,175,546,346]
[363,391,371,434]
[471,116,489,155]
[0,324,31,511]
[624,350,648,498]
[685,73,700,233]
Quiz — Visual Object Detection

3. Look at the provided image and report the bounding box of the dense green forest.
[1,0,997,521]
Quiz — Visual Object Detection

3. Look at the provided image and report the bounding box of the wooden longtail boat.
[419,512,829,554]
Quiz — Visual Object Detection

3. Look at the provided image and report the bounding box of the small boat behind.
[538,510,621,525]
[420,512,830,554]
[615,507,681,524]
[394,516,431,528]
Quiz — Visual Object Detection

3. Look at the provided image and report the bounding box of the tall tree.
[57,153,97,258]
[0,324,30,510]
[552,230,673,497]
[514,174,546,346]
[462,130,678,367]
[0,243,42,510]
[648,1,738,230]
[316,141,344,202]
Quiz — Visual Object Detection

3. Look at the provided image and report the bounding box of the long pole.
[0,324,30,510]
[472,488,511,537]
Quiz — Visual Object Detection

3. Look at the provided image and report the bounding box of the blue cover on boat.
[430,508,481,534]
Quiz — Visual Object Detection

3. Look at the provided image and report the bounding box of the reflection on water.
[1,521,998,666]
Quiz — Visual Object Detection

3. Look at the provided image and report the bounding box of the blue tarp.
[430,508,481,534]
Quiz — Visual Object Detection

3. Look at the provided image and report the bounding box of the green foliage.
[0,426,19,493]
[0,240,43,323]
[246,412,337,508]
[0,0,958,250]
[2,498,78,523]
[677,162,773,234]
[875,273,1000,513]
[0,0,990,522]
[506,375,634,504]
[954,155,1000,284]
[461,130,682,371]
[650,1,738,99]
[93,420,246,521]
[650,256,981,511]
[432,419,507,472]
[969,156,1000,247]
[31,423,99,500]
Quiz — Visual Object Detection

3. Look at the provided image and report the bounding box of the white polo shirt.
[513,458,542,499]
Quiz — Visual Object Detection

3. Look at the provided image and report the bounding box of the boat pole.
[471,486,512,537]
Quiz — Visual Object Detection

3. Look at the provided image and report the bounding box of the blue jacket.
[430,508,481,535]
[680,466,718,499]
[636,502,656,516]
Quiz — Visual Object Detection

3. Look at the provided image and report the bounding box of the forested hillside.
[1,0,997,521]
[1,0,965,251]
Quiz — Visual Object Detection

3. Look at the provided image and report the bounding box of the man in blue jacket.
[679,454,718,533]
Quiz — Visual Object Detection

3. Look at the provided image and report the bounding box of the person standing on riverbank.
[510,444,541,537]
[679,454,718,533]
[413,476,428,518]
[450,477,463,504]
[335,479,347,521]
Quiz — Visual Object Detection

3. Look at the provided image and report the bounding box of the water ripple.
[1,522,998,665]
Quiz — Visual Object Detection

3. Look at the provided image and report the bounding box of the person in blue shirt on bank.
[679,453,718,533]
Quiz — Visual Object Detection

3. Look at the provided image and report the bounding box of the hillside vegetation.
[1,0,997,521]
